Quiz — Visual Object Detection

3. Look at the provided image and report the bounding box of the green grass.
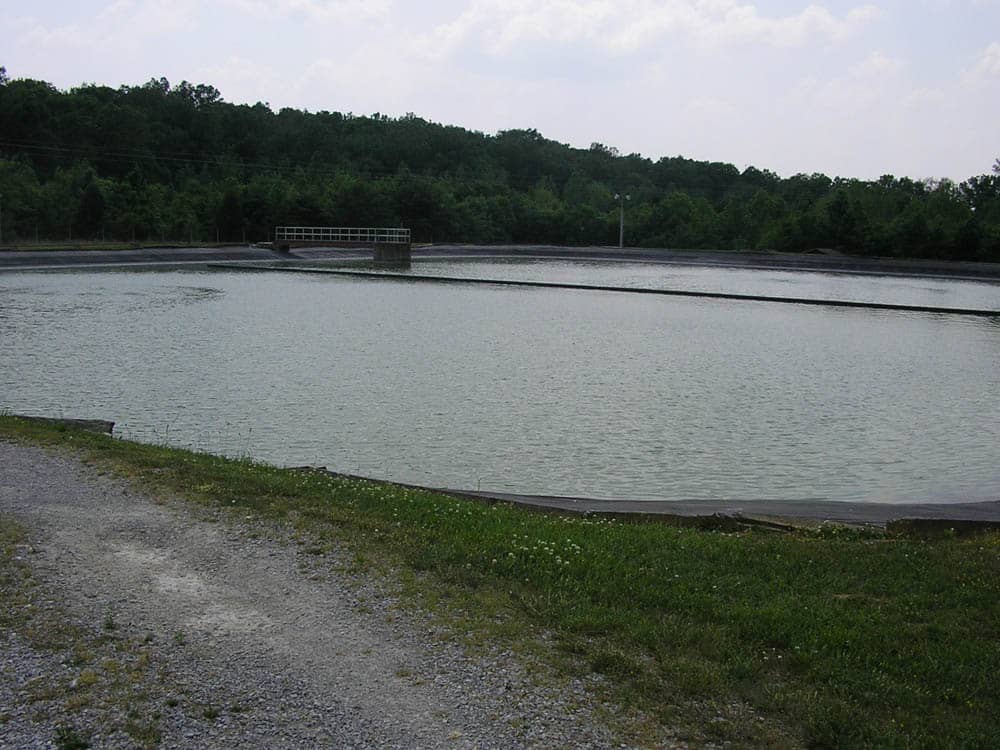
[2,414,998,748]
[54,724,91,750]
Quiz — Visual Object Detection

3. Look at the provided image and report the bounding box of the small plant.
[172,631,185,646]
[124,717,161,746]
[54,724,90,750]
[69,645,94,666]
[102,607,116,631]
[75,669,99,688]
[202,704,220,720]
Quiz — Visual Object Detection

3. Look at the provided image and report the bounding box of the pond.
[2,257,999,506]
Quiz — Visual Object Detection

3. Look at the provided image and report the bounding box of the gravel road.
[0,441,643,749]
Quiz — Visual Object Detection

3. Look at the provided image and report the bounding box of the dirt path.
[0,441,632,749]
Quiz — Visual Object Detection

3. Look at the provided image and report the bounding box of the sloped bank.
[1,415,998,748]
[13,413,1000,530]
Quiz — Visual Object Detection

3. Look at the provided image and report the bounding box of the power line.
[0,138,403,180]
[0,138,608,191]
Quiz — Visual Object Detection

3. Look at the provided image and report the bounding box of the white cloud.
[16,0,199,54]
[98,0,199,38]
[806,50,905,108]
[681,96,739,122]
[902,87,947,108]
[220,0,391,23]
[974,41,1000,75]
[855,50,905,76]
[194,56,283,105]
[417,0,882,59]
[2,1,995,180]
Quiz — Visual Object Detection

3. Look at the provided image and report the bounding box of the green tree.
[0,158,42,241]
[642,192,721,249]
[75,180,106,238]
[391,174,453,242]
[216,185,244,242]
[825,190,862,250]
[1,72,999,260]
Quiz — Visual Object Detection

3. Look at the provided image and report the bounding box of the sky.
[2,0,998,181]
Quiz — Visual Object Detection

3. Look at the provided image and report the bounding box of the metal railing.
[275,227,410,244]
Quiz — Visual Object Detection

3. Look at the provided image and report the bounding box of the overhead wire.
[0,137,557,189]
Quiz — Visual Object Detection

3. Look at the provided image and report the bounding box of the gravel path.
[0,441,642,749]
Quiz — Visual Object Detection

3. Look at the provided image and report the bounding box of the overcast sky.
[3,1,998,180]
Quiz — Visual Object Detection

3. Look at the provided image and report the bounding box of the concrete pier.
[373,242,412,263]
[273,227,411,263]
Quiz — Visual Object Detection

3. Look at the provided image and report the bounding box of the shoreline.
[4,250,998,528]
[8,414,999,528]
[2,242,1000,282]
[3,408,997,748]
[311,469,1000,529]
[218,263,1000,316]
[444,487,1000,528]
[0,438,628,749]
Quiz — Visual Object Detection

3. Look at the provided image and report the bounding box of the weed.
[54,724,90,750]
[124,717,161,747]
[68,645,94,667]
[75,669,99,689]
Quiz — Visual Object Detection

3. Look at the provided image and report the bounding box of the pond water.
[2,258,999,505]
[313,255,1000,308]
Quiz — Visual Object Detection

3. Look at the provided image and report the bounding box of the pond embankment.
[3,417,999,749]
[0,244,285,270]
[0,437,627,749]
[3,242,1000,283]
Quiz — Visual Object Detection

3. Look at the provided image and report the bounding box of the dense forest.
[1,68,998,261]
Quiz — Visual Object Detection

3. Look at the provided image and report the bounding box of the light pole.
[614,192,630,248]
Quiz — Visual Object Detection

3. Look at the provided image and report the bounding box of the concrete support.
[270,238,410,262]
[373,242,412,263]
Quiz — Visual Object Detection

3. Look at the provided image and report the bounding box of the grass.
[2,414,998,748]
[54,724,91,750]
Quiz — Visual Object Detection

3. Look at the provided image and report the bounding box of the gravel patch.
[0,440,667,749]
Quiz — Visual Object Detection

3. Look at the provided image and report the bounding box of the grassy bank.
[2,415,997,748]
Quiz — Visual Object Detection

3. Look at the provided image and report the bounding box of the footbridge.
[273,227,411,262]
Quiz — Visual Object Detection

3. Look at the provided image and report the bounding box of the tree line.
[1,69,998,261]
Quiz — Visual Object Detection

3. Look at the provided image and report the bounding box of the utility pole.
[614,192,630,248]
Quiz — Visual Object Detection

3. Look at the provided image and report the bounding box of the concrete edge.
[288,467,1000,534]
